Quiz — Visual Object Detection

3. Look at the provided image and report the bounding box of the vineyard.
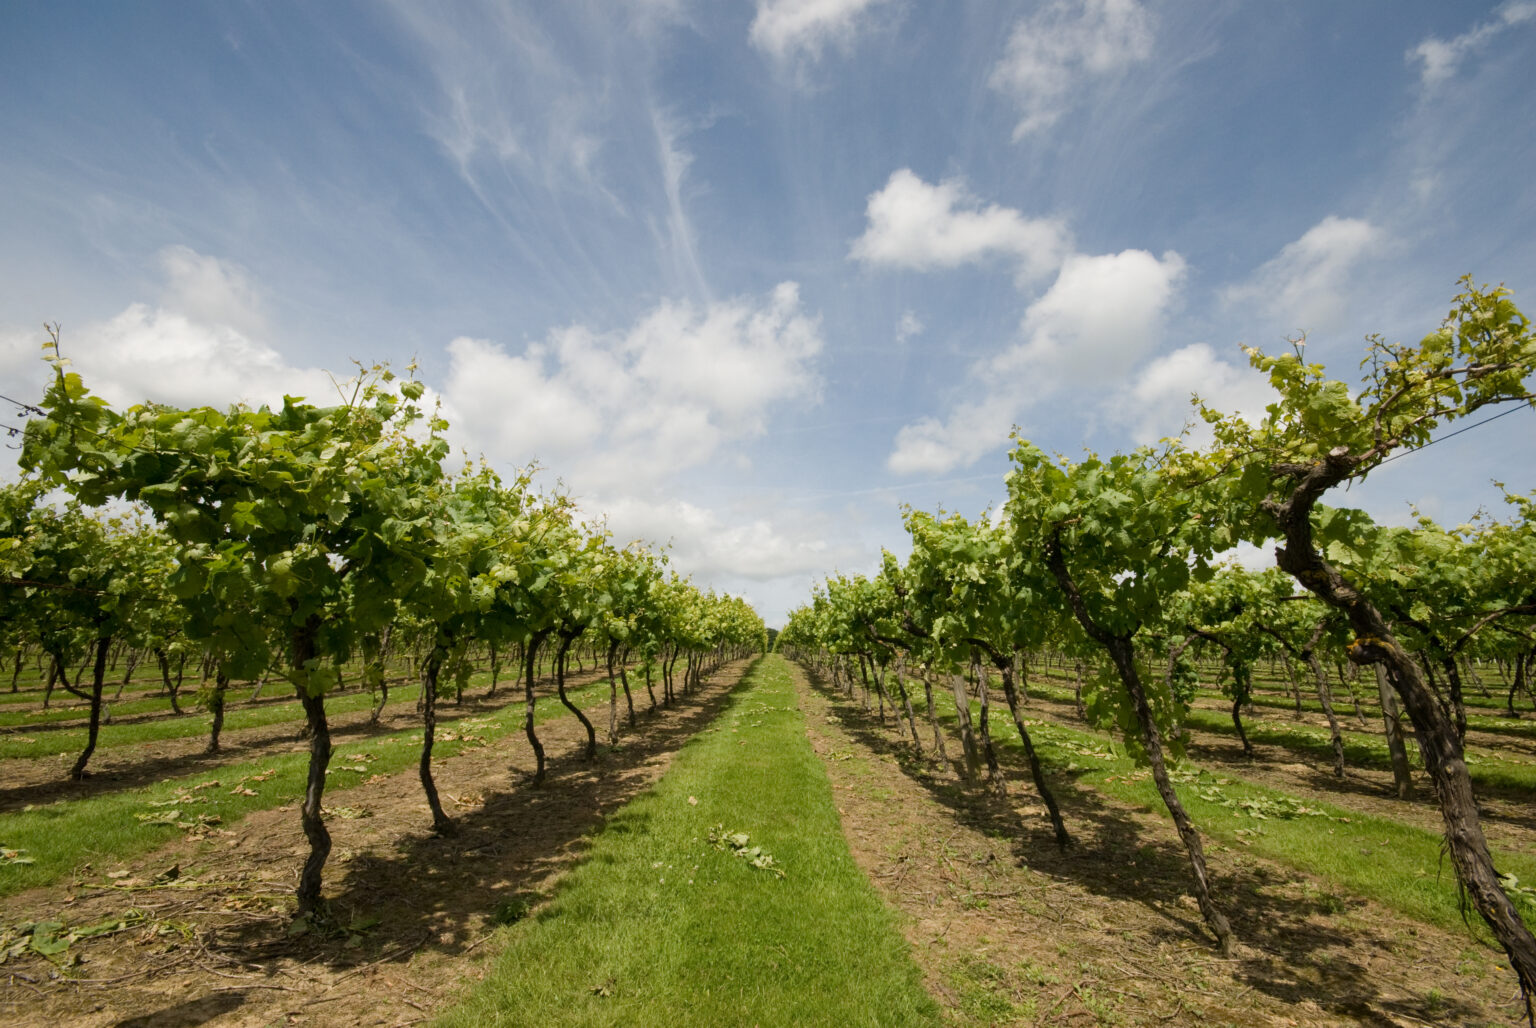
[0,280,1533,1026]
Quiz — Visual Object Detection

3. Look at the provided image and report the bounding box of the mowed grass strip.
[436,655,938,1028]
[0,680,428,760]
[0,657,561,758]
[913,681,1536,943]
[1028,677,1536,793]
[0,678,609,897]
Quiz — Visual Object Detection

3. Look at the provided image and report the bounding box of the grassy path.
[436,654,938,1028]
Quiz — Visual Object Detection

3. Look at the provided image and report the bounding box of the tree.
[1202,279,1536,1012]
[24,352,444,919]
[1006,440,1236,955]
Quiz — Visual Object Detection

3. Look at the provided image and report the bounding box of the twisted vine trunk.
[69,634,110,781]
[891,655,923,756]
[1230,697,1253,759]
[618,648,636,725]
[1305,653,1346,777]
[643,659,658,709]
[1046,539,1234,956]
[971,657,1007,797]
[419,644,454,835]
[991,651,1069,848]
[556,631,596,760]
[922,672,949,765]
[293,626,332,918]
[948,673,982,784]
[1440,657,1468,745]
[1374,665,1415,800]
[1267,456,1536,1018]
[206,669,228,754]
[524,630,550,786]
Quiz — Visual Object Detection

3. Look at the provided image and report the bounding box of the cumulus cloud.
[886,248,1186,474]
[1,246,841,590]
[1,248,334,413]
[990,0,1154,138]
[850,169,1070,284]
[1222,216,1380,332]
[599,496,861,580]
[1113,343,1274,445]
[895,310,924,343]
[1408,2,1536,90]
[886,394,1018,476]
[994,248,1186,379]
[749,0,895,62]
[440,281,823,491]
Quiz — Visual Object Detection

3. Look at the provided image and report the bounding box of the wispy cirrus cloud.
[1407,2,1536,91]
[749,0,897,63]
[1221,215,1381,334]
[990,0,1154,139]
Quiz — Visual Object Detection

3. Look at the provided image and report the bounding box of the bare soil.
[0,661,752,1028]
[796,662,1528,1027]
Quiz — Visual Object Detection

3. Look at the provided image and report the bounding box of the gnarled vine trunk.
[524,629,550,786]
[1047,539,1234,957]
[69,634,110,781]
[1266,457,1536,1017]
[419,643,454,835]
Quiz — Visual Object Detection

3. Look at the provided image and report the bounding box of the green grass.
[1176,706,1536,794]
[0,677,611,897]
[0,680,432,760]
[913,680,1536,944]
[1027,677,1536,792]
[0,659,575,757]
[435,655,938,1028]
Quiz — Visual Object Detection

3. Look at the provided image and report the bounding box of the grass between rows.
[1027,678,1536,793]
[0,678,610,898]
[0,661,565,755]
[907,679,1536,944]
[0,680,427,761]
[435,655,938,1028]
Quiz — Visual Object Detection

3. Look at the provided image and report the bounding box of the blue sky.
[3,1,1534,625]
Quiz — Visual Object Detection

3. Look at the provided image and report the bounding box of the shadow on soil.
[800,663,1486,1028]
[196,661,756,985]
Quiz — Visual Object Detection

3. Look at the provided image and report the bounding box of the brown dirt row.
[796,662,1528,1027]
[0,659,754,1028]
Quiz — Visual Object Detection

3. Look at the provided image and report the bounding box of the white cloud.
[886,248,1186,474]
[996,248,1186,378]
[1222,216,1380,332]
[156,245,267,339]
[895,310,924,343]
[1,249,334,414]
[600,496,861,580]
[749,0,895,62]
[887,394,1018,476]
[850,169,1070,284]
[440,282,823,491]
[1113,342,1274,445]
[990,0,1154,139]
[1407,2,1536,90]
[652,107,711,302]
